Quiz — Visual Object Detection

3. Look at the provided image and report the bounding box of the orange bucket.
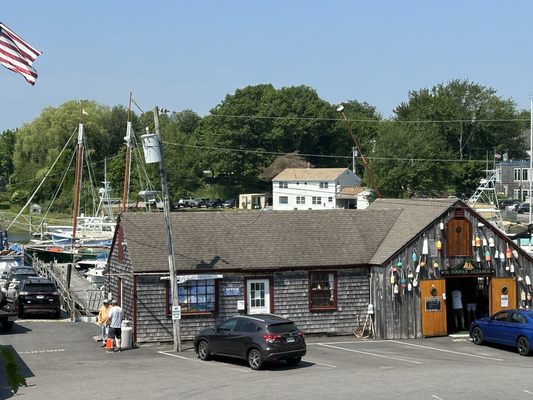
[104,339,113,349]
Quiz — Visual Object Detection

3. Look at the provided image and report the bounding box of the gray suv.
[194,314,306,370]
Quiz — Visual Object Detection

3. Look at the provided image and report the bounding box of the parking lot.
[3,319,533,399]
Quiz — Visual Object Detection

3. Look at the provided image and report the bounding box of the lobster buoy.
[485,250,491,261]
[422,238,429,255]
[488,237,495,247]
[412,251,417,262]
[506,246,512,259]
[475,235,481,248]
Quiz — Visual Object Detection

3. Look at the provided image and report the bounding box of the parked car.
[499,198,520,210]
[205,198,223,208]
[517,202,530,214]
[2,266,38,292]
[470,309,533,356]
[16,277,61,318]
[194,314,306,370]
[222,199,236,208]
[177,197,200,208]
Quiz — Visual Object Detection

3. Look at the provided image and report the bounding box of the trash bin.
[121,320,133,349]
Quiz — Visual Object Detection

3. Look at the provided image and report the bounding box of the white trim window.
[279,196,288,204]
[523,168,529,181]
[312,197,322,205]
[328,197,333,202]
[514,168,521,182]
[296,196,305,204]
[278,182,288,188]
[319,182,329,189]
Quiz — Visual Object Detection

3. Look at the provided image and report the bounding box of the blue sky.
[1,1,533,132]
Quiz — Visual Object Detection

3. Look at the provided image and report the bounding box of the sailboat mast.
[121,92,133,212]
[72,122,84,241]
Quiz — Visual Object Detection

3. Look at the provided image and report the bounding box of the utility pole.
[142,107,181,352]
[352,146,357,174]
[337,106,381,198]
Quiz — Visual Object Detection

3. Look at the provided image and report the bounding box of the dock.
[33,260,105,318]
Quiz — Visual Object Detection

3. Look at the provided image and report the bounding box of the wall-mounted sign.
[501,295,509,307]
[176,274,223,284]
[425,298,442,312]
[172,305,181,320]
[223,287,241,296]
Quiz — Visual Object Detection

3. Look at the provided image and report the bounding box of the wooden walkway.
[33,260,105,316]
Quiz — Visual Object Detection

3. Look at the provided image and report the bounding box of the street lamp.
[336,105,381,198]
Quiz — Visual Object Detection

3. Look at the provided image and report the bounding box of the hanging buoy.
[439,221,444,230]
[422,237,429,255]
[407,270,414,279]
[412,251,417,262]
[518,275,524,282]
[499,251,505,264]
[482,237,488,247]
[526,275,532,286]
[393,283,399,294]
[527,293,532,302]
[413,276,419,287]
[488,237,495,247]
[521,289,527,302]
[495,249,500,259]
[506,246,512,259]
[485,250,491,261]
[505,263,510,271]
[472,236,476,247]
[475,235,481,248]
[390,272,395,284]
[510,263,515,273]
[436,239,442,252]
[397,260,403,268]
[433,261,439,269]
[512,249,519,259]
[476,253,481,263]
[444,259,450,269]
[408,282,413,291]
[415,264,421,273]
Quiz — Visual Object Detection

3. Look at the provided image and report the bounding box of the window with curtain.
[309,272,337,310]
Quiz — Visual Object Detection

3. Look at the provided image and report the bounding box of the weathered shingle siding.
[131,270,370,344]
[273,270,370,335]
[107,238,134,325]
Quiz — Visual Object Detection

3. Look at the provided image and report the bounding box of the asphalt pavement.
[2,318,533,400]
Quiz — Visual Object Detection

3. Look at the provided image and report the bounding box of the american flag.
[0,22,42,85]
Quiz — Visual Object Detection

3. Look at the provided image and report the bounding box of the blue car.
[470,309,533,356]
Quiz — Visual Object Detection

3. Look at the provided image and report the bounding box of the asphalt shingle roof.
[120,209,402,273]
[273,168,350,181]
[367,197,460,265]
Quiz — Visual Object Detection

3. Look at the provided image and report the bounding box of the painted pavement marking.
[18,348,65,354]
[432,395,444,400]
[316,343,422,365]
[389,340,503,361]
[524,389,533,396]
[158,351,250,373]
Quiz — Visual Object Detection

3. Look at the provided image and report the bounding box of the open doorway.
[445,276,489,333]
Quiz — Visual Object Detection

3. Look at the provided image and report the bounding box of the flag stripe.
[0,22,42,85]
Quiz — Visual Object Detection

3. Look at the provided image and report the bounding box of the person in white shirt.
[451,288,465,331]
[107,300,124,352]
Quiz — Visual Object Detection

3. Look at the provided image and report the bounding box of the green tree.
[195,84,347,194]
[0,129,16,188]
[393,79,526,196]
[11,101,127,212]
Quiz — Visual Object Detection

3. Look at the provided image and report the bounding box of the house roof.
[119,209,402,273]
[367,197,460,264]
[273,168,351,181]
[117,198,462,274]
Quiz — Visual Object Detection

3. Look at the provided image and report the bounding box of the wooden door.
[420,279,447,337]
[490,277,516,315]
[246,279,270,314]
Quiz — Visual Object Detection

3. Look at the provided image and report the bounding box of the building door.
[246,279,270,314]
[490,277,516,315]
[420,279,447,337]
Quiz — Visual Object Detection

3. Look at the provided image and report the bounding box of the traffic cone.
[105,339,113,349]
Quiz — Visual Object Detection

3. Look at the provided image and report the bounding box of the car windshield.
[267,322,299,333]
[12,272,37,280]
[23,284,56,292]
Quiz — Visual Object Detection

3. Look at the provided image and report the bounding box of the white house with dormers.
[272,168,366,210]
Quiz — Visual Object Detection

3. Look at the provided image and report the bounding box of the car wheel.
[286,356,302,366]
[517,336,531,356]
[471,327,484,345]
[197,340,211,361]
[247,348,264,370]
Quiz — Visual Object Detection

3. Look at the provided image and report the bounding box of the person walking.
[96,299,110,347]
[107,299,123,353]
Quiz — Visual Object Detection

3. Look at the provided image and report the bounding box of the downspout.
[133,275,138,345]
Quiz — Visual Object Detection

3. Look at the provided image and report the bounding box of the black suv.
[194,314,306,370]
[16,277,61,318]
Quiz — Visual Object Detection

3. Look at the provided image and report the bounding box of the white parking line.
[432,395,444,400]
[316,343,422,365]
[389,340,504,361]
[157,351,251,373]
[524,389,533,396]
[304,360,337,368]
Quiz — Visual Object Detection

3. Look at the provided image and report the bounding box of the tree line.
[0,79,528,212]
